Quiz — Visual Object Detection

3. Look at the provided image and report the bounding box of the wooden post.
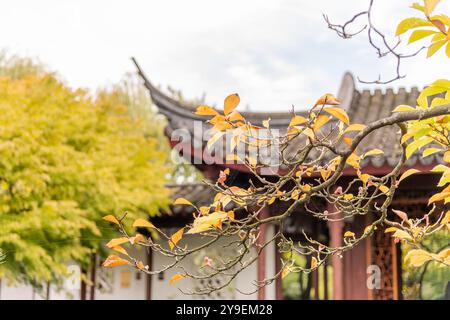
[327,203,344,300]
[146,249,153,300]
[323,261,328,300]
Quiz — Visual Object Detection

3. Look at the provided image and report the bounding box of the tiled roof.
[133,58,440,170]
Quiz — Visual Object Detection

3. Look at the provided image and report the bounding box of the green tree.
[0,55,172,289]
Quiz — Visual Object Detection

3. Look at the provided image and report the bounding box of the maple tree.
[0,55,172,289]
[103,0,449,294]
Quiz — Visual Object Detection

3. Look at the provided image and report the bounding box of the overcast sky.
[1,0,449,111]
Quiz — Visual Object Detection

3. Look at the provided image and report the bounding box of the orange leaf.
[169,273,185,285]
[398,169,420,183]
[224,93,240,115]
[102,215,120,225]
[173,198,194,206]
[344,231,355,237]
[289,115,308,127]
[111,245,129,257]
[195,105,219,116]
[102,255,130,268]
[315,93,341,106]
[106,237,129,248]
[169,228,184,250]
[323,107,349,125]
[132,218,155,229]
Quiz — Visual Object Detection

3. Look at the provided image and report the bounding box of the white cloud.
[0,0,449,111]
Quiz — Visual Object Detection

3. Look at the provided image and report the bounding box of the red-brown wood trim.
[168,140,438,177]
[327,203,344,300]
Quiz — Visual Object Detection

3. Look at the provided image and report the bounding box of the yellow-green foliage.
[0,56,172,287]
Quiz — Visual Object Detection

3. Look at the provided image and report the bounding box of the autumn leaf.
[385,227,398,233]
[395,17,433,36]
[315,93,341,106]
[169,273,185,285]
[343,123,366,133]
[111,245,129,257]
[102,255,130,268]
[289,115,308,127]
[398,168,420,183]
[363,149,384,158]
[195,105,219,116]
[344,231,355,237]
[224,93,240,115]
[392,209,408,222]
[311,257,318,269]
[169,228,185,250]
[102,215,120,226]
[129,233,145,245]
[132,218,155,229]
[281,267,291,279]
[405,249,432,267]
[313,115,330,131]
[173,197,194,206]
[393,104,415,112]
[136,261,147,270]
[323,107,349,125]
[106,237,129,248]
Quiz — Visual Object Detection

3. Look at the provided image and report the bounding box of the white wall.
[0,228,277,300]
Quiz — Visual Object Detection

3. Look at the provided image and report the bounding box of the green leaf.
[406,137,434,159]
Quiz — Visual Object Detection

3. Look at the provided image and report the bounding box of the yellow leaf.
[393,104,415,112]
[224,93,240,115]
[227,110,244,122]
[313,115,330,131]
[106,237,129,248]
[315,93,341,106]
[363,149,384,158]
[343,193,354,200]
[281,267,291,279]
[446,42,450,58]
[195,105,219,116]
[186,223,212,234]
[378,185,390,194]
[302,128,315,140]
[102,215,120,226]
[408,29,437,44]
[289,115,308,127]
[428,191,450,204]
[363,225,374,234]
[437,248,450,260]
[424,0,441,16]
[392,229,413,241]
[323,107,349,125]
[169,273,185,285]
[423,147,442,157]
[111,245,129,257]
[262,118,271,129]
[427,39,447,58]
[384,227,398,233]
[344,231,355,237]
[311,257,318,269]
[129,233,145,245]
[343,123,366,133]
[132,218,155,229]
[169,228,184,250]
[136,261,146,270]
[398,168,420,183]
[102,255,130,268]
[346,152,360,169]
[405,249,432,267]
[246,156,257,167]
[395,17,433,36]
[441,210,450,225]
[173,197,194,206]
